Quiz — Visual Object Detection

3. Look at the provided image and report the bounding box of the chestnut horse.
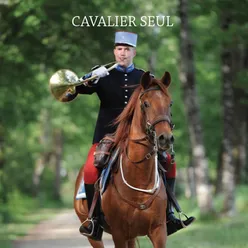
[74,71,174,248]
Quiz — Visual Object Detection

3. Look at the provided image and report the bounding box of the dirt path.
[12,209,114,248]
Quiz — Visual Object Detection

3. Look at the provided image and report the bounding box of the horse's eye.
[143,101,150,108]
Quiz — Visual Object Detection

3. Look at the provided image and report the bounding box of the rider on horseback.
[69,31,195,241]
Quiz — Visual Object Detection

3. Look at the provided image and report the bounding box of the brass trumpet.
[49,62,118,102]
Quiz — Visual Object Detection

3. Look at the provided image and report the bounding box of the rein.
[120,125,161,194]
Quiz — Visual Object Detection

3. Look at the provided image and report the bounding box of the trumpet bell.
[49,69,78,102]
[49,62,118,102]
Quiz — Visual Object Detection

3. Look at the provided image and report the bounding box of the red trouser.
[83,144,176,184]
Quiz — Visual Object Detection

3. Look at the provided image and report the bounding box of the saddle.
[94,134,115,169]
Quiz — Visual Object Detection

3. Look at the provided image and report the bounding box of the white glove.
[92,66,109,79]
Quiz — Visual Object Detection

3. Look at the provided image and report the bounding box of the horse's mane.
[113,85,142,151]
[113,77,170,152]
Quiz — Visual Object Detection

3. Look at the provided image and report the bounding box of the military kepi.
[115,31,137,47]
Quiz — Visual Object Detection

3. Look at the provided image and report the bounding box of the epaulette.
[136,67,145,73]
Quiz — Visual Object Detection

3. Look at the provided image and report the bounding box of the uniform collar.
[116,63,134,73]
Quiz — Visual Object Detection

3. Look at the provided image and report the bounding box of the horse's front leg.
[87,238,105,248]
[148,223,167,248]
[110,225,135,248]
[111,231,129,248]
[127,239,136,248]
[111,236,135,248]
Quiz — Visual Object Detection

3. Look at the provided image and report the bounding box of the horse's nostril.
[170,135,174,143]
[158,134,166,142]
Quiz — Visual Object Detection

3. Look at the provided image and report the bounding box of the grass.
[137,185,248,248]
[138,212,248,248]
[0,240,11,248]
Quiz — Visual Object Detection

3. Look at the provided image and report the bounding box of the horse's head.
[139,71,174,150]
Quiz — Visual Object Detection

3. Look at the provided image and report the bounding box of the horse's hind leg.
[148,224,167,248]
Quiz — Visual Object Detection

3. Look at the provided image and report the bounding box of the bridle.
[125,86,175,164]
[140,86,175,137]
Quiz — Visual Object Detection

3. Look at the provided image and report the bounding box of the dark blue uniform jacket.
[75,67,144,143]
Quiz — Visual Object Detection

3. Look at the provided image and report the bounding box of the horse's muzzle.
[157,133,174,150]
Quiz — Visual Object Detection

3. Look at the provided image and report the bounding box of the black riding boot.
[166,178,195,236]
[79,184,103,241]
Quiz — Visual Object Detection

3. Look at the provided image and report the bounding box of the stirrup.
[81,218,94,237]
[178,212,189,228]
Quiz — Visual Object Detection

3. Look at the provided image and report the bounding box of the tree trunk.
[233,90,247,184]
[215,143,224,194]
[0,123,9,222]
[32,109,52,197]
[216,18,248,192]
[185,156,196,199]
[245,113,248,183]
[148,51,156,74]
[220,14,236,216]
[234,46,248,184]
[178,0,213,214]
[243,49,248,183]
[53,129,63,201]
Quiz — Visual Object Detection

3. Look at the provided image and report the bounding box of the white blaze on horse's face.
[140,85,174,150]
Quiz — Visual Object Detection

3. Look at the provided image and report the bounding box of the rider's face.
[114,45,136,68]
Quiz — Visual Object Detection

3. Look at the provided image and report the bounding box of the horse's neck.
[122,108,156,188]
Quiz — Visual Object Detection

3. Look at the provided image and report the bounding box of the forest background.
[0,0,248,246]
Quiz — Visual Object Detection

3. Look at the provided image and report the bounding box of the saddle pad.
[100,147,119,195]
[100,164,111,195]
[75,179,86,199]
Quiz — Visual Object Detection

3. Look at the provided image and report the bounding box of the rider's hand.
[92,66,109,82]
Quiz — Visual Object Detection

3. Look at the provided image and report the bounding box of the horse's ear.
[161,71,171,87]
[141,71,152,89]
